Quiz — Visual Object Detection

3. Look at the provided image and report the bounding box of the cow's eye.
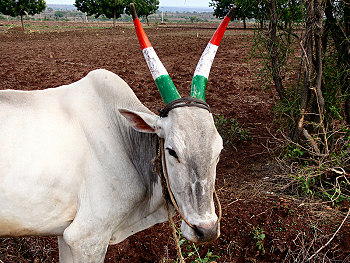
[166,148,178,160]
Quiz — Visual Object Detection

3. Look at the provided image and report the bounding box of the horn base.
[155,75,181,105]
[191,75,208,101]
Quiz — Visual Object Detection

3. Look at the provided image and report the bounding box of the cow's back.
[0,69,143,237]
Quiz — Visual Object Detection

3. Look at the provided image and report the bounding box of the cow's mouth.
[181,220,220,244]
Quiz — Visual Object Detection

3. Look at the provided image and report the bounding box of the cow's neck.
[93,79,166,211]
[123,125,160,198]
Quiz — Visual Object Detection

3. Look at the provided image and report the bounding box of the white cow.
[0,4,234,262]
[0,69,222,262]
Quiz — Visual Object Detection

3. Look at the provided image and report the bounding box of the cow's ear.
[118,109,159,133]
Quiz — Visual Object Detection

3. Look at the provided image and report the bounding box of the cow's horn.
[190,6,235,101]
[131,3,181,105]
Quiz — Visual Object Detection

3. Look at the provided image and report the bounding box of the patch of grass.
[252,226,266,255]
[180,238,220,263]
[270,150,350,207]
[0,237,57,262]
[163,229,220,263]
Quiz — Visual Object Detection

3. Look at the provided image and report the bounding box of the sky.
[45,0,211,7]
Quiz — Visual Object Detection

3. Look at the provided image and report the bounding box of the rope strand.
[166,201,185,263]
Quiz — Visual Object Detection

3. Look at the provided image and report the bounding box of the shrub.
[214,114,250,147]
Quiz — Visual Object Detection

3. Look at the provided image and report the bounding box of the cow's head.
[119,4,234,244]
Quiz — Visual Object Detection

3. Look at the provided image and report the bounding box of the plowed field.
[0,21,348,262]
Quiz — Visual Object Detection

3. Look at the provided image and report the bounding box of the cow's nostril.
[193,225,205,238]
[192,222,219,243]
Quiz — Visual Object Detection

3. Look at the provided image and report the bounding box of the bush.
[214,114,250,147]
[249,1,350,208]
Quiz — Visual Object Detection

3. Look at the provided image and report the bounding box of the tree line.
[0,0,159,30]
[210,0,304,29]
[74,0,159,27]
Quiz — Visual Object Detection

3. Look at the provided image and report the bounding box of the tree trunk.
[345,2,350,123]
[292,0,314,142]
[325,0,350,124]
[243,17,246,29]
[345,1,350,37]
[313,0,325,116]
[314,0,328,153]
[345,99,350,124]
[20,14,24,31]
[113,9,116,28]
[267,0,286,101]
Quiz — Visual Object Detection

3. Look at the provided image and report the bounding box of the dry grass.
[0,237,58,263]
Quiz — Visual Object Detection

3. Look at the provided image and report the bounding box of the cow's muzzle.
[182,220,220,244]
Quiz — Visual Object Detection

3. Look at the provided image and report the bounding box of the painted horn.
[131,3,181,105]
[190,6,235,101]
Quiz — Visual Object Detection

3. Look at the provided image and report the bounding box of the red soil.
[0,22,348,262]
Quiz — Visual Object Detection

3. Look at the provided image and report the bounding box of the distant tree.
[190,16,199,23]
[54,10,65,19]
[210,0,233,19]
[280,0,303,29]
[210,0,253,29]
[0,0,46,30]
[210,0,302,29]
[250,0,269,29]
[74,0,125,27]
[125,0,159,26]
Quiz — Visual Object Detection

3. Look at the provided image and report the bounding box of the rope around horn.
[159,97,210,117]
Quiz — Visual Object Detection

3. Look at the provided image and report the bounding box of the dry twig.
[307,208,350,261]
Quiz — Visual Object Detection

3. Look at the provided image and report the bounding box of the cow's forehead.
[162,107,223,156]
